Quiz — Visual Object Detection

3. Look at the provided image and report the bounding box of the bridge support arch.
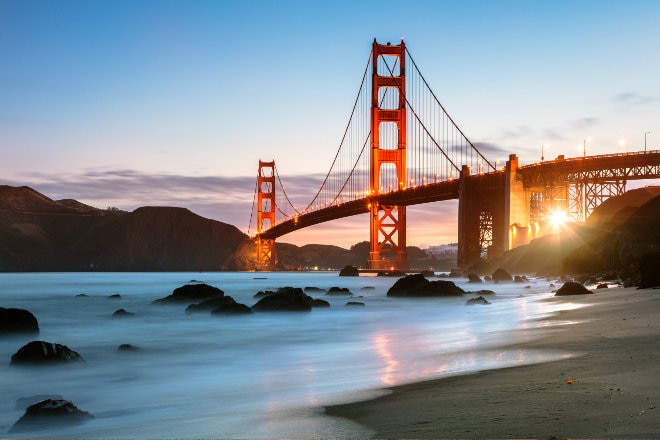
[255,160,277,271]
[368,39,409,270]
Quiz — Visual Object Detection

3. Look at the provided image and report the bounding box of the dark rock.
[514,275,529,283]
[251,287,313,312]
[9,399,94,433]
[112,308,134,318]
[11,341,84,364]
[492,268,513,282]
[186,296,237,314]
[555,281,593,296]
[15,395,64,410]
[639,252,660,288]
[117,344,140,352]
[311,298,330,307]
[466,296,491,305]
[303,286,325,292]
[108,294,121,299]
[211,302,252,315]
[420,270,434,277]
[467,273,482,283]
[467,289,496,296]
[346,301,365,306]
[75,294,88,297]
[0,307,39,335]
[596,283,609,289]
[387,274,465,297]
[484,276,493,282]
[153,283,225,304]
[339,265,359,276]
[326,287,353,296]
[360,286,375,290]
[254,290,275,298]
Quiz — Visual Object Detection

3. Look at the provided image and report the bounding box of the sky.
[1,0,659,248]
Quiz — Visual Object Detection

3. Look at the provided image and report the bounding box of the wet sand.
[325,287,660,438]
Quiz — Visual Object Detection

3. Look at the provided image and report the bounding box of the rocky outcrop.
[153,283,225,304]
[0,307,39,335]
[251,287,313,312]
[185,296,237,314]
[111,308,134,318]
[11,341,84,364]
[466,296,491,305]
[492,268,513,282]
[326,287,353,296]
[211,303,252,315]
[387,274,465,297]
[467,273,482,283]
[555,281,593,296]
[9,399,93,433]
[339,265,359,276]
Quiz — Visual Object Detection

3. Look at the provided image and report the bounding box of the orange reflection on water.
[372,332,400,386]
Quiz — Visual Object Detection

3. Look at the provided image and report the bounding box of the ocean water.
[0,272,580,438]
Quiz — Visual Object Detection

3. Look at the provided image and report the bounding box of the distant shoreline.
[325,287,660,438]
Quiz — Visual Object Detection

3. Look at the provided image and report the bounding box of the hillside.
[479,186,660,279]
[0,185,449,272]
[0,185,251,271]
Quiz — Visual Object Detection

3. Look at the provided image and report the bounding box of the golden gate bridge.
[248,39,660,271]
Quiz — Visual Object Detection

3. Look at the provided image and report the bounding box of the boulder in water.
[11,341,84,365]
[186,296,237,314]
[251,287,313,312]
[211,302,252,315]
[9,399,93,433]
[153,283,225,304]
[339,265,359,276]
[467,273,482,283]
[325,286,353,296]
[0,307,39,335]
[387,274,464,297]
[492,268,513,282]
[466,296,491,305]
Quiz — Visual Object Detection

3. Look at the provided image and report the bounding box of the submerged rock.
[466,296,491,305]
[11,341,84,365]
[112,308,134,318]
[117,344,140,352]
[186,296,237,314]
[326,287,353,296]
[555,281,593,296]
[467,273,482,283]
[387,274,464,297]
[311,298,330,308]
[346,301,365,306]
[251,287,313,312]
[211,302,252,315]
[492,268,513,282]
[339,265,359,276]
[10,399,93,433]
[153,283,225,304]
[0,307,39,335]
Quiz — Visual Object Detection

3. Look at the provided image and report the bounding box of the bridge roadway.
[257,150,660,240]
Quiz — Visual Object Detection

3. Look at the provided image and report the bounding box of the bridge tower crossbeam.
[255,160,277,271]
[368,39,409,270]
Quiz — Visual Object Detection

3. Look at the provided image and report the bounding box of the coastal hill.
[483,186,660,278]
[0,185,250,271]
[0,185,447,271]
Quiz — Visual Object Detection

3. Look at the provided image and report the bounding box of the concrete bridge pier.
[458,154,530,269]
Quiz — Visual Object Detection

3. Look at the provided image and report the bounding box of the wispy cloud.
[613,92,658,106]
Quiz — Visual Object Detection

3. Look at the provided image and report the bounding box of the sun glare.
[549,210,568,227]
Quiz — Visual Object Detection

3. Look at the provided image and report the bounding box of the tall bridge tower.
[368,39,408,270]
[255,160,277,271]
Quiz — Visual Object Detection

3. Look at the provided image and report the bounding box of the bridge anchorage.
[250,39,660,271]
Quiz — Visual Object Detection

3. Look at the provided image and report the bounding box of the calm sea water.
[0,272,579,438]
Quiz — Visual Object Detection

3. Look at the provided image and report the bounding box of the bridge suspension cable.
[249,42,497,234]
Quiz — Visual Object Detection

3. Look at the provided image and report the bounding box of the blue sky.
[1,0,659,247]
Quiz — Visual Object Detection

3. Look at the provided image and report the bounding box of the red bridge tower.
[368,39,409,270]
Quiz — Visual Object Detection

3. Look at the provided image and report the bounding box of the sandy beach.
[325,287,660,438]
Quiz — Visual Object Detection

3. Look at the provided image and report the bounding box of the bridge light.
[549,209,568,228]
